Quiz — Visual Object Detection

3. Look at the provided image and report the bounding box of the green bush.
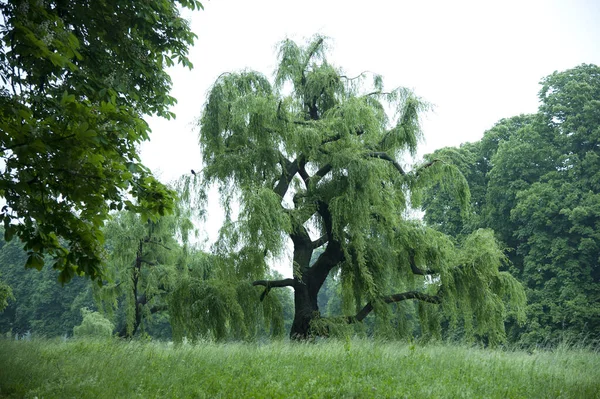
[73,308,114,338]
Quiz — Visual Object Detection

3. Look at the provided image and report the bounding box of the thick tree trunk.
[290,280,319,339]
[288,237,343,339]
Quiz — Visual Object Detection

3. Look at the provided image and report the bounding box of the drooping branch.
[367,152,405,175]
[252,278,295,301]
[408,251,435,276]
[349,291,442,323]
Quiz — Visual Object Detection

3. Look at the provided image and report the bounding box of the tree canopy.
[0,0,202,282]
[196,35,525,341]
[422,64,600,344]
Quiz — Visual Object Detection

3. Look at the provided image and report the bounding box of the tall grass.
[0,338,598,398]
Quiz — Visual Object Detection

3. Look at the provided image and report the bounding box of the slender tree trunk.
[119,240,144,338]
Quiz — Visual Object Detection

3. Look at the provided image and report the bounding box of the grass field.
[0,338,598,398]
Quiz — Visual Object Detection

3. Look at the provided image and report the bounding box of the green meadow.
[1,339,598,398]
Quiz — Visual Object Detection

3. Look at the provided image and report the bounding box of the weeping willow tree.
[197,35,526,342]
[97,208,193,338]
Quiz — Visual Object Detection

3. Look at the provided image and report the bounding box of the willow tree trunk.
[289,237,342,339]
[290,271,327,339]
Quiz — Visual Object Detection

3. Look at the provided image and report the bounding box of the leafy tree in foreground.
[0,0,202,282]
[197,36,526,341]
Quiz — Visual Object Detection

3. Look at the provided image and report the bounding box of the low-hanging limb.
[252,278,295,301]
[348,291,442,323]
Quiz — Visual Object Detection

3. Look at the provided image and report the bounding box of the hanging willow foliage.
[193,34,526,341]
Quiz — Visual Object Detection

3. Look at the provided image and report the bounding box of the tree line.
[421,64,600,345]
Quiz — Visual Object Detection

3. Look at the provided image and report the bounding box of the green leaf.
[25,253,45,271]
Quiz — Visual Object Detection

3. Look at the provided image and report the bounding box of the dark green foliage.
[0,233,94,337]
[0,0,202,281]
[422,64,600,344]
[0,273,13,312]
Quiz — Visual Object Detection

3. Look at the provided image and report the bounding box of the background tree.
[72,308,114,338]
[97,207,192,338]
[0,272,12,313]
[196,36,525,341]
[0,0,202,281]
[422,115,536,239]
[422,64,600,344]
[0,231,94,337]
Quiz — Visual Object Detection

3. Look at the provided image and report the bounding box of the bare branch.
[349,291,441,323]
[252,279,295,288]
[253,278,295,301]
[367,152,405,175]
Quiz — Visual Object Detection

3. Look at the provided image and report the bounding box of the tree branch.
[367,152,405,175]
[408,251,435,276]
[339,71,373,81]
[364,90,393,97]
[273,155,299,198]
[305,164,332,187]
[349,291,441,323]
[413,159,442,178]
[150,304,168,314]
[321,128,365,146]
[138,258,159,266]
[143,238,172,251]
[311,235,328,249]
[252,278,295,301]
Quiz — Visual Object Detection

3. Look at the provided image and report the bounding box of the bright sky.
[140,0,600,247]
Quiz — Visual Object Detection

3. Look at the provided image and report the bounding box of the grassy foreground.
[0,338,598,398]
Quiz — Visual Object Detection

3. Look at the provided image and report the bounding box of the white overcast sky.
[140,0,600,247]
